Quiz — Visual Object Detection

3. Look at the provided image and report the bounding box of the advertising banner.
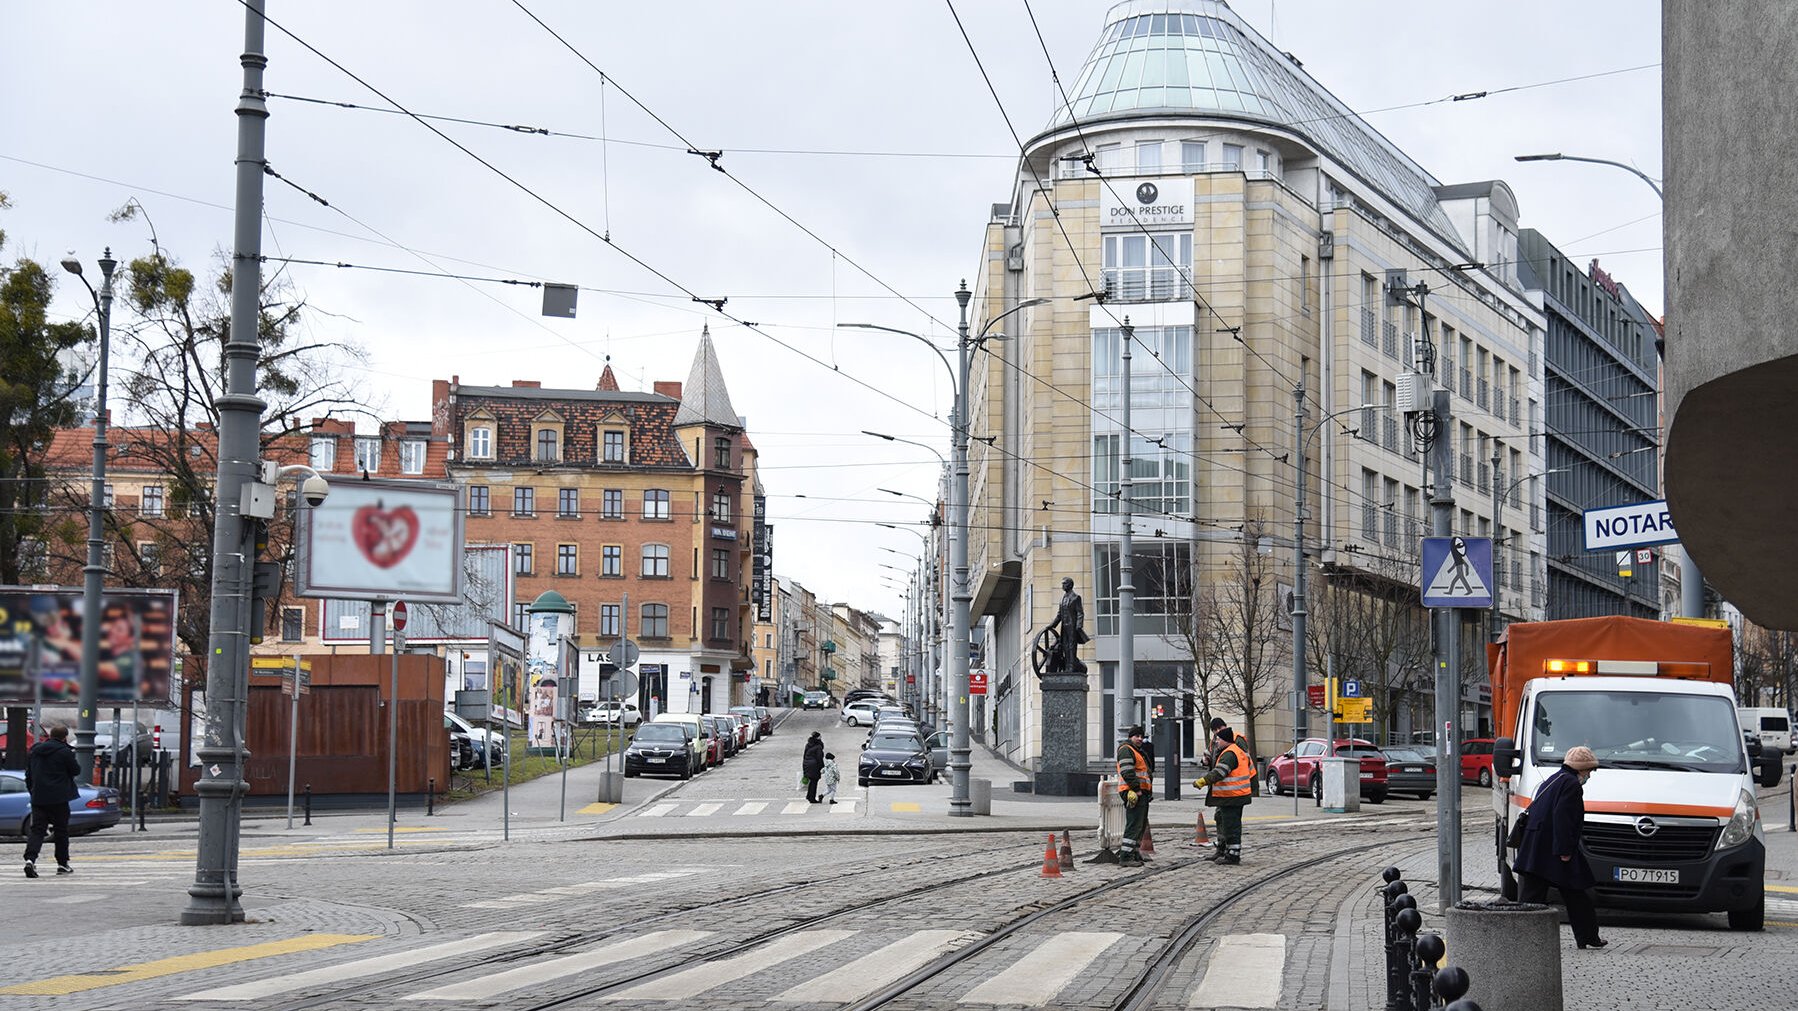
[0,587,179,705]
[294,478,464,603]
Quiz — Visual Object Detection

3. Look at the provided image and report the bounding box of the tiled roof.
[674,326,741,429]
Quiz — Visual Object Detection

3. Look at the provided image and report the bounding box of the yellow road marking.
[0,933,376,995]
[1767,920,1798,928]
[1766,884,1798,894]
[889,802,922,813]
[352,826,448,834]
[579,802,618,815]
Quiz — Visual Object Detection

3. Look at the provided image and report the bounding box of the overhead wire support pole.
[950,282,974,816]
[1116,318,1136,744]
[1430,385,1462,912]
[1291,378,1308,820]
[185,0,270,925]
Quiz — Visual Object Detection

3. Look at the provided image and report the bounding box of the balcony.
[1360,308,1376,347]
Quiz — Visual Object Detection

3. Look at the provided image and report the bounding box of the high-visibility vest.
[1116,741,1150,794]
[1210,741,1254,799]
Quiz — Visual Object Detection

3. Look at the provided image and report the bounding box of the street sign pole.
[387,601,408,851]
[285,656,300,830]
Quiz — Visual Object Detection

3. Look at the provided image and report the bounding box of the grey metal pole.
[388,629,401,849]
[183,0,269,924]
[1116,318,1137,742]
[73,249,117,782]
[1491,443,1503,649]
[949,282,973,816]
[1291,379,1308,819]
[285,657,299,829]
[131,698,141,830]
[501,645,511,842]
[1429,387,1462,910]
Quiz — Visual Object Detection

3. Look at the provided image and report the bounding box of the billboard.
[321,545,511,643]
[294,478,464,603]
[0,587,179,705]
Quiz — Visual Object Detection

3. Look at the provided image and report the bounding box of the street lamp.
[1514,153,1663,199]
[877,487,938,509]
[1490,464,1567,640]
[60,248,118,781]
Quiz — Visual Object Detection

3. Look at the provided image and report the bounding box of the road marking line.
[579,802,617,815]
[41,894,109,905]
[602,929,856,1001]
[352,826,448,834]
[0,934,377,996]
[1190,933,1285,1008]
[403,931,712,1001]
[830,801,857,814]
[173,932,544,1001]
[781,800,810,815]
[774,930,974,1003]
[639,803,677,818]
[736,801,769,816]
[687,803,723,817]
[890,802,922,813]
[961,932,1123,1005]
[1767,884,1798,894]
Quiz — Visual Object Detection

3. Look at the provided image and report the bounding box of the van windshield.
[1532,691,1745,774]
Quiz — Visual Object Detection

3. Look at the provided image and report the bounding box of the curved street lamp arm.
[1514,153,1663,200]
[837,323,955,387]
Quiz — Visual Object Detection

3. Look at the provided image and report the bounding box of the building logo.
[1135,181,1159,204]
[1103,177,1193,227]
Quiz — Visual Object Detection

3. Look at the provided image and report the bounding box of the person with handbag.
[1513,745,1606,949]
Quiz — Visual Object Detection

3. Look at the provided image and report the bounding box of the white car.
[582,701,643,727]
[842,700,882,727]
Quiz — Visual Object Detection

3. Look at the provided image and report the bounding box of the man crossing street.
[1195,723,1254,864]
[1115,725,1153,867]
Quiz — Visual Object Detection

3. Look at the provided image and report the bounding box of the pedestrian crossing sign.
[1419,536,1494,608]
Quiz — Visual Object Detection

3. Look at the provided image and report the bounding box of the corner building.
[963,0,1546,769]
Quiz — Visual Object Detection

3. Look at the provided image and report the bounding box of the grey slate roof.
[674,325,741,429]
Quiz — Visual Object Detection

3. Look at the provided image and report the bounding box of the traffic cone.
[1140,822,1156,855]
[1192,811,1212,847]
[1040,833,1063,878]
[1058,830,1074,871]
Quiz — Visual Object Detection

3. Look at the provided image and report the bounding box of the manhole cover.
[1635,944,1725,957]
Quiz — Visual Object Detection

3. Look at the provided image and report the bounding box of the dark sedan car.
[752,706,774,737]
[1381,746,1436,800]
[622,724,697,779]
[858,731,935,786]
[0,770,121,837]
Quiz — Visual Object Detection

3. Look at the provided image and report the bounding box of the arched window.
[641,543,670,578]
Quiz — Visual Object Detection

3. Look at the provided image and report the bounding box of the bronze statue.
[1034,577,1089,676]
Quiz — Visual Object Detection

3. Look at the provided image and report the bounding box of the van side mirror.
[1493,737,1521,778]
[1745,736,1764,758]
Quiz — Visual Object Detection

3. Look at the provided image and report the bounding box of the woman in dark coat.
[1514,744,1605,949]
[801,732,826,804]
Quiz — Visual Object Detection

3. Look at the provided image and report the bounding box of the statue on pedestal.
[1033,577,1089,677]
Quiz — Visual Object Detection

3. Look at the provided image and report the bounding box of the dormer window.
[603,429,627,463]
[530,411,565,465]
[310,436,336,472]
[465,414,495,460]
[354,436,381,474]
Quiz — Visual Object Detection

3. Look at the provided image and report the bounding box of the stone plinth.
[1035,673,1089,796]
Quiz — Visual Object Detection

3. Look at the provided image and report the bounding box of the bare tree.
[1195,521,1290,761]
[1305,551,1431,744]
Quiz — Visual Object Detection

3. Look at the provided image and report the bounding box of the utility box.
[1321,756,1360,813]
[1396,371,1432,415]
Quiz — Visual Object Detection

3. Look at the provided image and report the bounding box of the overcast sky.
[2,1,1662,620]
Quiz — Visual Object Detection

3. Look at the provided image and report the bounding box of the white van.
[1738,707,1791,755]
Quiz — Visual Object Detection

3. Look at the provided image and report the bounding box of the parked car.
[1380,746,1436,800]
[0,718,36,756]
[0,770,121,837]
[622,723,697,779]
[752,706,774,736]
[649,713,712,770]
[728,706,762,743]
[842,701,882,726]
[1266,737,1389,803]
[444,710,504,768]
[801,690,832,710]
[582,701,643,728]
[1459,738,1495,786]
[858,730,937,786]
[843,689,895,708]
[703,715,738,759]
[723,713,750,749]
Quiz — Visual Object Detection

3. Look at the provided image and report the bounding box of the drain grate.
[1635,944,1725,957]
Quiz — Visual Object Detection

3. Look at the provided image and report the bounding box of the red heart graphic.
[352,503,419,569]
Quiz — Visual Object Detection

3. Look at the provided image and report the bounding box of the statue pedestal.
[1035,673,1096,796]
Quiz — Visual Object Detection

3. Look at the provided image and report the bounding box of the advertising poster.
[528,682,557,749]
[295,478,464,603]
[0,587,178,705]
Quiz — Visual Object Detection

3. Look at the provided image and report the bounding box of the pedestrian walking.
[821,753,841,805]
[22,724,80,878]
[1115,725,1153,866]
[801,731,825,804]
[1194,724,1254,864]
[1514,744,1607,949]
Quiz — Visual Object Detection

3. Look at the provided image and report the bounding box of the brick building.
[434,328,760,714]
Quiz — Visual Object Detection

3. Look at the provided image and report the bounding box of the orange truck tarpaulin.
[1488,615,1733,738]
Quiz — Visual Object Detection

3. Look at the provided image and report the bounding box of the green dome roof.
[527,589,575,614]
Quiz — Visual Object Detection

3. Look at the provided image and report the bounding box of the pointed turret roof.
[674,325,740,429]
[596,363,621,391]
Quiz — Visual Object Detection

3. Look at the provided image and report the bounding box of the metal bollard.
[1411,933,1444,1011]
[1381,872,1409,1011]
[1391,907,1421,1011]
[303,783,312,826]
[427,778,436,816]
[1788,764,1794,833]
[1433,965,1472,1010]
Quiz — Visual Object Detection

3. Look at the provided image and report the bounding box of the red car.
[1267,737,1389,803]
[1460,738,1496,787]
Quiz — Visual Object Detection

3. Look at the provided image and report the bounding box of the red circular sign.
[390,600,409,631]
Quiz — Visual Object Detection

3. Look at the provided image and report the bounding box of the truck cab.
[1490,619,1766,932]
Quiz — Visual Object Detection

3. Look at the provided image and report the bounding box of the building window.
[354,436,381,474]
[514,543,533,575]
[1135,140,1161,172]
[103,484,116,509]
[601,489,623,519]
[281,606,304,643]
[1093,541,1192,636]
[642,544,670,578]
[643,489,670,520]
[710,607,731,642]
[140,485,165,517]
[602,430,626,463]
[641,603,670,639]
[600,604,621,638]
[1299,255,1311,312]
[467,425,493,460]
[713,436,732,469]
[1181,140,1206,173]
[513,602,530,631]
[310,436,336,472]
[399,439,426,475]
[138,541,162,577]
[557,487,579,518]
[711,490,733,524]
[1255,148,1272,176]
[1222,143,1243,171]
[513,487,535,516]
[712,547,731,580]
[468,485,490,516]
[1101,232,1192,301]
[535,428,560,464]
[556,544,578,576]
[1091,431,1191,516]
[602,544,622,577]
[18,538,45,578]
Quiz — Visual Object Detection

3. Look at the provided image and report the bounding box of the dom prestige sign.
[295,478,465,603]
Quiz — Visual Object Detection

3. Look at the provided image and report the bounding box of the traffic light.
[247,519,282,645]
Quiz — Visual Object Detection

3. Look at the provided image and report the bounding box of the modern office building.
[959,0,1546,769]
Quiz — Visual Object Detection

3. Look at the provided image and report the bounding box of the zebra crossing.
[635,796,861,818]
[156,927,1291,1006]
[462,867,713,909]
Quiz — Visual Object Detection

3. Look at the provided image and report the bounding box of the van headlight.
[1717,788,1760,850]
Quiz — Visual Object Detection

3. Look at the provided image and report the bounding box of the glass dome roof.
[1049,0,1463,251]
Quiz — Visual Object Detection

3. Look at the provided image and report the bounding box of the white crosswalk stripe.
[774,930,975,1003]
[687,803,723,817]
[463,868,707,909]
[736,801,768,816]
[961,932,1124,1006]
[404,930,713,1001]
[1189,933,1285,1008]
[628,798,856,818]
[781,800,811,814]
[174,931,545,1001]
[639,803,677,818]
[600,929,856,1001]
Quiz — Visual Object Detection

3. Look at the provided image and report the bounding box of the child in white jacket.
[821,753,841,805]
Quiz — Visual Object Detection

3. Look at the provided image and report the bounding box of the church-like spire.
[674,324,740,428]
[596,360,621,392]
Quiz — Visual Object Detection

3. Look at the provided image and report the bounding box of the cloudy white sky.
[3,1,1661,619]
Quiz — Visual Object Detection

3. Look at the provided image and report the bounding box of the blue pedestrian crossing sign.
[1420,536,1494,608]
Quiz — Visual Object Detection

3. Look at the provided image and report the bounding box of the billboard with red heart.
[295,478,464,603]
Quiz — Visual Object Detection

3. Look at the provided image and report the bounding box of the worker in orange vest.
[1115,724,1153,867]
[1195,724,1254,864]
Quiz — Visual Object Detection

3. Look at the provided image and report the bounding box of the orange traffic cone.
[1040,833,1063,878]
[1192,811,1212,847]
[1059,830,1075,871]
[1140,822,1156,855]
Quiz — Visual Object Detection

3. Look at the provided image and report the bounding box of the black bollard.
[1443,1003,1483,1011]
[1411,933,1444,1011]
[1383,880,1410,1010]
[427,778,436,817]
[1433,965,1471,1010]
[1392,907,1422,1011]
[303,783,312,826]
